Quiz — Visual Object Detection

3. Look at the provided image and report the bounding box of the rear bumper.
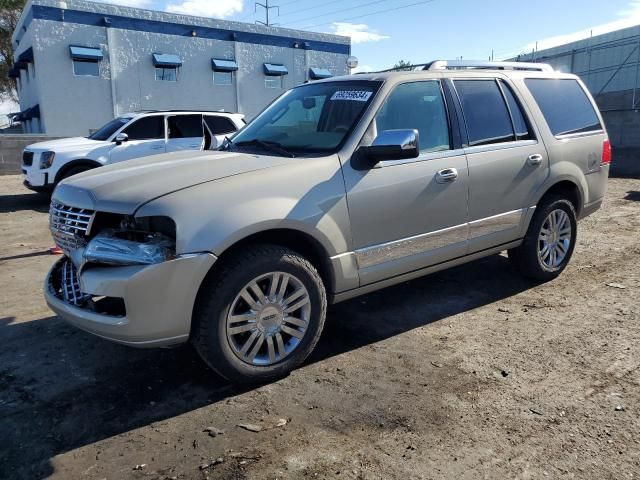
[580,198,603,220]
[45,253,217,347]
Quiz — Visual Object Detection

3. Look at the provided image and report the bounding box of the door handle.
[527,153,543,166]
[436,168,458,183]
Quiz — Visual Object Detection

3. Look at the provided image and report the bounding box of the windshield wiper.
[234,139,296,158]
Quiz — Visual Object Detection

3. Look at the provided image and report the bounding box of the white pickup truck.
[22,110,245,192]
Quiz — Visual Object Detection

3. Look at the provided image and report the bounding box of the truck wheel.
[509,197,577,281]
[193,244,327,384]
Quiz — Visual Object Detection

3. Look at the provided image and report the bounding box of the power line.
[277,0,349,18]
[282,0,393,26]
[298,0,436,30]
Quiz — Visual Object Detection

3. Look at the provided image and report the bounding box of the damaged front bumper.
[45,253,216,347]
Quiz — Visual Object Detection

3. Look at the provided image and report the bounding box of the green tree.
[393,59,413,71]
[0,0,25,103]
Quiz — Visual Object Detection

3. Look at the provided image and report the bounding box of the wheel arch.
[54,159,102,184]
[535,179,583,217]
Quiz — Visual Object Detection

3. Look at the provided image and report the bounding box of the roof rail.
[425,60,553,72]
[376,60,553,73]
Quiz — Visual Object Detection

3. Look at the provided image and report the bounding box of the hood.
[52,150,293,214]
[26,136,109,152]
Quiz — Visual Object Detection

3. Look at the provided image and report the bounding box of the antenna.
[255,0,279,26]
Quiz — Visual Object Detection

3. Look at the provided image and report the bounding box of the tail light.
[601,139,612,165]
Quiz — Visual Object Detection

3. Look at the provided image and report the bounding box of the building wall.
[12,0,350,137]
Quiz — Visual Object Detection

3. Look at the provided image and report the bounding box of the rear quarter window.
[525,79,602,136]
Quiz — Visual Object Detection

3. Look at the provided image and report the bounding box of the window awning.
[70,46,104,61]
[8,66,20,78]
[17,47,34,63]
[264,63,288,76]
[309,67,332,80]
[152,53,182,67]
[211,58,238,72]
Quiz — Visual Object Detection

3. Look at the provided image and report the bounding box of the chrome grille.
[50,202,95,256]
[60,259,89,305]
[22,151,34,166]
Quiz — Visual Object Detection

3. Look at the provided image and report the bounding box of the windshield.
[229,81,382,155]
[88,117,132,141]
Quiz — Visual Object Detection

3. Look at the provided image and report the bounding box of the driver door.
[109,115,166,163]
[343,80,469,285]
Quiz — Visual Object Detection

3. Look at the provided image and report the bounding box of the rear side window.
[168,115,204,138]
[454,80,514,146]
[204,115,237,135]
[525,79,602,136]
[122,116,164,140]
[499,81,531,141]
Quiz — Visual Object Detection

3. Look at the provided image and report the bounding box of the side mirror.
[358,129,419,165]
[114,132,129,145]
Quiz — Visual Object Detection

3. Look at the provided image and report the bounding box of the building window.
[73,59,100,77]
[265,76,283,89]
[155,67,178,82]
[213,70,233,86]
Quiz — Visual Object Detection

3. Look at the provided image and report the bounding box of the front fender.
[135,156,351,258]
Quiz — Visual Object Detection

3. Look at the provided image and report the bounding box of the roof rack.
[376,60,553,73]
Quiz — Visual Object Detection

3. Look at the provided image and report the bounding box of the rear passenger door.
[453,78,548,253]
[166,114,204,153]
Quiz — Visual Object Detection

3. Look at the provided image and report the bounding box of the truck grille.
[22,151,34,166]
[50,202,95,256]
[49,258,90,306]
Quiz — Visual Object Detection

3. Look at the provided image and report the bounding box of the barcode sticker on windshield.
[330,90,372,102]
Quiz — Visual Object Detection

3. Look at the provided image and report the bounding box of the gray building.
[512,25,640,157]
[10,0,351,136]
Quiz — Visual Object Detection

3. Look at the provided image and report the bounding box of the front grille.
[59,259,89,305]
[50,202,95,256]
[22,151,34,166]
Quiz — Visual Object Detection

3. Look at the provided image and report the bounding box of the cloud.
[165,0,243,18]
[501,0,640,58]
[330,22,389,44]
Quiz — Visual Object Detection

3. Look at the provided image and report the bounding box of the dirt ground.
[1,174,639,480]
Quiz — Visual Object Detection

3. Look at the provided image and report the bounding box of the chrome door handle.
[436,168,458,183]
[527,154,543,166]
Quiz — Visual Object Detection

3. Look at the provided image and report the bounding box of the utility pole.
[255,0,279,26]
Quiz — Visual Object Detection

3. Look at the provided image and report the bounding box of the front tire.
[509,197,577,281]
[192,244,327,384]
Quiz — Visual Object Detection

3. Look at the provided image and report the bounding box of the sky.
[96,0,640,73]
[4,0,640,115]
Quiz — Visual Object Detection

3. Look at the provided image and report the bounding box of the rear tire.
[509,196,577,281]
[192,244,327,384]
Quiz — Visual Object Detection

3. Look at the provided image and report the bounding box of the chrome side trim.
[468,209,524,239]
[332,240,523,304]
[355,223,467,269]
[352,208,528,270]
[464,139,537,154]
[374,148,466,169]
[555,129,604,140]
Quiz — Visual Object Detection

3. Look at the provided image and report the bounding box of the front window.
[229,81,381,155]
[155,67,178,82]
[122,116,165,140]
[88,117,131,140]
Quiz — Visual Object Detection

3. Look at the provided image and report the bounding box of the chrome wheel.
[226,272,311,366]
[538,209,572,269]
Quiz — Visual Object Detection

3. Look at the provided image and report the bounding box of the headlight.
[39,151,55,169]
[84,229,174,266]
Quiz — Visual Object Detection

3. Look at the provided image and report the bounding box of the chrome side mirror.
[114,132,129,145]
[358,129,419,165]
